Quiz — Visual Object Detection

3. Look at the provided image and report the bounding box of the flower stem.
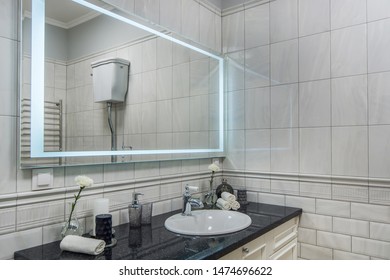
[67,186,85,226]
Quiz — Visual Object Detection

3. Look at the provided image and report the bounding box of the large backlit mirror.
[21,0,224,168]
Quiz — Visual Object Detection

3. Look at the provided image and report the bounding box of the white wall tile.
[352,237,390,259]
[300,243,333,260]
[142,70,157,103]
[271,129,299,173]
[271,84,299,128]
[332,126,368,177]
[173,43,190,65]
[222,11,244,53]
[331,24,367,77]
[0,116,17,194]
[0,228,42,260]
[316,199,351,218]
[245,129,270,172]
[190,59,209,96]
[157,38,172,69]
[299,0,330,36]
[182,0,200,42]
[0,37,17,116]
[299,79,331,127]
[368,72,390,125]
[258,192,285,206]
[157,100,173,133]
[189,95,209,131]
[227,51,245,91]
[134,162,159,179]
[245,87,270,129]
[351,203,390,223]
[141,102,157,134]
[104,163,134,182]
[332,184,368,203]
[152,200,172,216]
[0,0,18,40]
[286,195,316,213]
[157,67,173,101]
[299,32,331,82]
[370,222,390,242]
[271,39,298,85]
[298,227,317,245]
[245,3,269,49]
[0,207,15,234]
[333,250,369,260]
[135,0,160,23]
[173,63,190,98]
[368,18,390,73]
[42,223,63,244]
[332,75,368,126]
[200,5,216,50]
[160,181,181,200]
[300,213,332,231]
[369,187,390,205]
[227,90,245,130]
[369,125,390,178]
[299,182,331,199]
[333,217,369,238]
[245,178,270,193]
[299,127,331,175]
[224,130,245,170]
[331,0,366,30]
[160,0,181,33]
[367,0,390,22]
[270,0,298,43]
[317,231,351,251]
[245,46,270,89]
[271,180,299,196]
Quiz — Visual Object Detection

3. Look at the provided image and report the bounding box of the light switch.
[32,168,54,191]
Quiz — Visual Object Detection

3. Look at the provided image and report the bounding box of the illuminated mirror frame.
[30,0,224,158]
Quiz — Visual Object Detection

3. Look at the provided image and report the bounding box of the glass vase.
[61,203,84,238]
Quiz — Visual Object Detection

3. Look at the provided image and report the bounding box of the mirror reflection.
[21,0,223,167]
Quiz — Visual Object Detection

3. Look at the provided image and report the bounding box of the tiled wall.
[3,0,390,261]
[0,0,222,260]
[223,0,390,259]
[64,36,219,164]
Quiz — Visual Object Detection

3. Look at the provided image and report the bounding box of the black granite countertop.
[14,203,302,260]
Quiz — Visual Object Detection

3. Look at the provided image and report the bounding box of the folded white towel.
[60,235,106,255]
[230,200,240,211]
[221,191,236,203]
[216,198,231,210]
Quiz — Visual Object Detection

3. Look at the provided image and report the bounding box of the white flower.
[208,163,220,172]
[75,175,93,188]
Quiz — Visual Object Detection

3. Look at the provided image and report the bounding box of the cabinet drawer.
[219,216,299,260]
[219,235,266,260]
[268,238,297,260]
[266,216,299,256]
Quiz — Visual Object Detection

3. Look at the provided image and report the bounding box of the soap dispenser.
[129,192,143,228]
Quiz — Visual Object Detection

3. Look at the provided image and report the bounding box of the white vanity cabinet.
[220,216,299,260]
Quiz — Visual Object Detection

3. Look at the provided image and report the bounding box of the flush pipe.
[107,102,116,162]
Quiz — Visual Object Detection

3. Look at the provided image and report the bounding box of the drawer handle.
[242,247,249,253]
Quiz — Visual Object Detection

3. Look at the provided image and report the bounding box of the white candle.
[92,198,109,236]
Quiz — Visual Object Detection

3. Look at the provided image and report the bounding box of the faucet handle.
[184,185,199,193]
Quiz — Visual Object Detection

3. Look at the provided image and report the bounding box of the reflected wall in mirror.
[21,0,224,168]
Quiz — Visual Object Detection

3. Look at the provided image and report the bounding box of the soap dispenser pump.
[129,192,143,228]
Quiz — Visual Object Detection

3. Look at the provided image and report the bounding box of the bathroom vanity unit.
[13,203,301,260]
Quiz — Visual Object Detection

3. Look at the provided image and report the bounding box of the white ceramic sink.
[164,210,252,236]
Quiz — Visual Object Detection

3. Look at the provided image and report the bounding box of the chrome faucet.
[182,185,204,216]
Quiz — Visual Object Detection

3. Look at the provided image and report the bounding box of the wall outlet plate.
[32,168,54,191]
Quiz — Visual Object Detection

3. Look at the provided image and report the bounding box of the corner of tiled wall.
[223,0,390,260]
